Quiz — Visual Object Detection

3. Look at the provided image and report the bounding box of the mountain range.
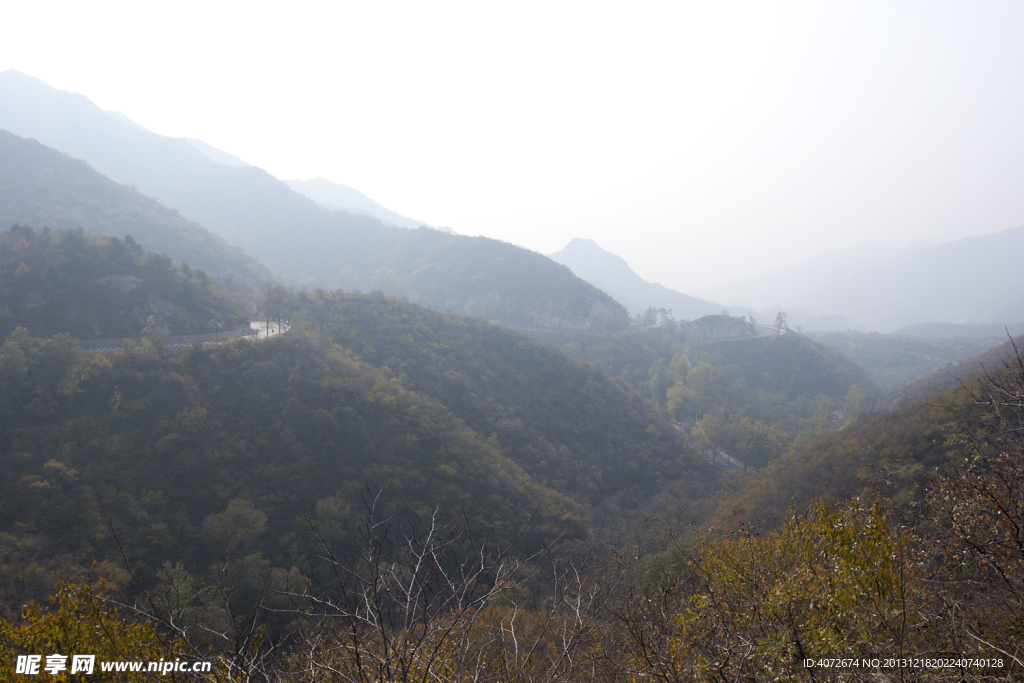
[705,228,1024,332]
[3,70,1023,670]
[548,238,726,320]
[182,136,435,230]
[283,176,443,231]
[547,238,877,332]
[0,130,269,285]
[0,70,626,329]
[11,68,1020,336]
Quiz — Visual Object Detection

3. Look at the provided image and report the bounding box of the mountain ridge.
[0,129,270,285]
[549,238,726,320]
[0,70,625,329]
[284,176,444,231]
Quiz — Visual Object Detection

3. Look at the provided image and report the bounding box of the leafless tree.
[280,489,610,682]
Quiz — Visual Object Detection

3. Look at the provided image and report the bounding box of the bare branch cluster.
[278,490,610,683]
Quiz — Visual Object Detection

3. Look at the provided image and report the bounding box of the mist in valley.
[1,2,1023,679]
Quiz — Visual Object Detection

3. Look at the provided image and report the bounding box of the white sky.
[3,1,1023,294]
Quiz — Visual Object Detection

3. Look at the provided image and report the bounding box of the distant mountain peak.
[556,238,631,269]
[549,238,724,320]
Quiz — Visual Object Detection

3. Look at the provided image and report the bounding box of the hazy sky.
[3,1,1023,294]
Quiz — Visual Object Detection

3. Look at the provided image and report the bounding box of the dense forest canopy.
[0,281,721,629]
[0,200,1020,677]
[2,320,1021,678]
[533,318,880,471]
[715,335,1024,521]
[289,291,711,506]
[0,327,588,620]
[0,225,249,339]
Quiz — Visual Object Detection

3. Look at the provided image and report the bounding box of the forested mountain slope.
[292,290,713,506]
[705,332,871,401]
[0,72,628,329]
[2,247,1020,677]
[0,131,269,285]
[530,320,876,470]
[0,285,715,618]
[327,229,629,329]
[811,330,1000,393]
[716,336,1024,525]
[537,319,870,400]
[0,331,580,618]
[891,336,1023,404]
[0,225,249,339]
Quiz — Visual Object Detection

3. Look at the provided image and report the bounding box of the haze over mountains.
[0,130,269,285]
[284,177,444,231]
[0,70,626,329]
[706,228,1024,332]
[549,238,864,331]
[549,238,725,320]
[3,65,1024,671]
[0,70,392,277]
[183,136,437,230]
[550,230,1024,334]
[184,136,440,231]
[3,68,1022,335]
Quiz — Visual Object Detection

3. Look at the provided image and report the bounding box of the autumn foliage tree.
[604,500,930,681]
[0,579,196,682]
[926,339,1024,664]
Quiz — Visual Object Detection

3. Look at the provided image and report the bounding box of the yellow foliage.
[651,500,923,680]
[0,579,194,682]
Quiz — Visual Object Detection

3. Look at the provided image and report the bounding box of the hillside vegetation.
[291,290,711,506]
[891,336,1024,403]
[0,130,269,286]
[2,256,1022,679]
[3,324,1021,677]
[715,336,1024,526]
[0,225,249,339]
[327,229,629,329]
[0,287,716,623]
[0,329,580,619]
[536,318,877,471]
[811,329,998,392]
[3,69,1022,680]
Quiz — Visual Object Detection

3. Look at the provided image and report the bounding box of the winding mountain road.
[79,320,290,353]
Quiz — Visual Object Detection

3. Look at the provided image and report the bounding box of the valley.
[1,70,1022,681]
